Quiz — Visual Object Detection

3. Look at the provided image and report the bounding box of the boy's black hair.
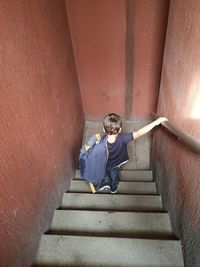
[103,113,122,135]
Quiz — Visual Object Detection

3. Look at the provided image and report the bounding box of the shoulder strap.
[80,133,101,153]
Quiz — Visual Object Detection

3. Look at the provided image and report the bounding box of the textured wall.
[129,0,169,119]
[0,1,84,266]
[152,1,200,266]
[66,0,126,119]
[66,0,169,120]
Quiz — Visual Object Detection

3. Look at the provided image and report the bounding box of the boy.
[80,113,167,193]
[98,113,167,193]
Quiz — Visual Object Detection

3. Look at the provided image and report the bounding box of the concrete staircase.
[34,121,184,266]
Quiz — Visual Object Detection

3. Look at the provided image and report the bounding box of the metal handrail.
[152,113,200,155]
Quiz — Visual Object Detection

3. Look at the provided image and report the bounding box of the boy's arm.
[133,117,167,140]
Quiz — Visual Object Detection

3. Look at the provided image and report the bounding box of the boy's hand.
[133,117,168,139]
[155,117,168,125]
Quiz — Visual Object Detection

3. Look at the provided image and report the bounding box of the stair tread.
[61,193,162,211]
[69,180,157,194]
[75,169,153,181]
[49,210,172,238]
[34,120,184,266]
[35,235,184,266]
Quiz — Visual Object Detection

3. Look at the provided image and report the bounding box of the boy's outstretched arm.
[133,117,168,140]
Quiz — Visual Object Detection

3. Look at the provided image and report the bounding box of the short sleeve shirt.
[107,133,133,168]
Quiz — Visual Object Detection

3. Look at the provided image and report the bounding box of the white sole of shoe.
[99,185,111,191]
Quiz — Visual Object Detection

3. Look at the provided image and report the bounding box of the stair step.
[61,193,162,211]
[35,235,184,266]
[75,169,153,181]
[69,180,157,195]
[48,210,173,238]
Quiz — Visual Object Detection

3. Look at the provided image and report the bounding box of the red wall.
[66,0,169,120]
[0,1,84,266]
[152,0,200,265]
[66,0,126,119]
[130,0,169,119]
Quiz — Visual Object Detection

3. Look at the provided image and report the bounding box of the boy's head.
[103,113,122,135]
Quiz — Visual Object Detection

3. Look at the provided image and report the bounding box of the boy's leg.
[109,167,119,193]
[98,169,111,191]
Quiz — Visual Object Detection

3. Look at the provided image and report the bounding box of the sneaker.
[111,189,117,194]
[99,185,111,192]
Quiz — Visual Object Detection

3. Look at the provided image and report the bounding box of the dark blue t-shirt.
[107,133,133,168]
